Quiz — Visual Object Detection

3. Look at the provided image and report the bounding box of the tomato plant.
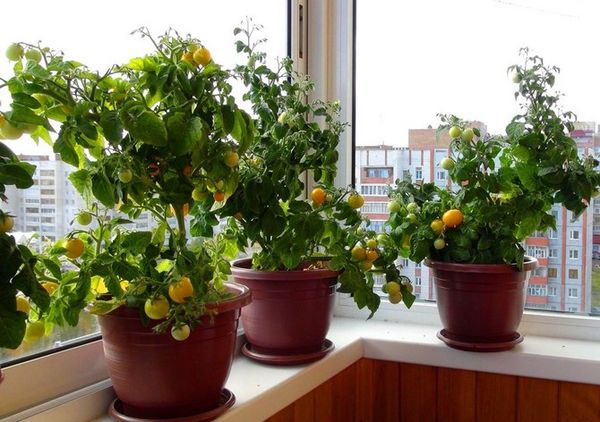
[387,49,600,268]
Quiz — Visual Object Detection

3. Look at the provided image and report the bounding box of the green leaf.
[88,299,124,315]
[9,103,47,126]
[91,171,116,207]
[0,163,35,188]
[0,305,27,349]
[125,110,167,147]
[69,169,93,203]
[121,232,152,255]
[99,111,123,143]
[12,92,41,109]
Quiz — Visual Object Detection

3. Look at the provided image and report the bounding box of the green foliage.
[194,21,414,316]
[388,49,600,268]
[0,29,253,346]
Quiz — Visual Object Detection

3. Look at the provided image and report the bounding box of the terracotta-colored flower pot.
[231,258,338,364]
[99,282,251,418]
[426,257,537,352]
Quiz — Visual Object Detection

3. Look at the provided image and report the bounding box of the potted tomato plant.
[0,28,254,419]
[193,22,415,366]
[387,49,600,352]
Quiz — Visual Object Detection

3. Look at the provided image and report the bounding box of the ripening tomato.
[442,209,464,229]
[311,187,326,205]
[65,238,85,259]
[347,193,365,209]
[168,277,194,303]
[144,296,170,320]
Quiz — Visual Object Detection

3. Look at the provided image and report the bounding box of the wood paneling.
[558,382,600,422]
[517,377,559,422]
[400,363,437,422]
[266,359,600,422]
[476,372,517,422]
[437,367,476,422]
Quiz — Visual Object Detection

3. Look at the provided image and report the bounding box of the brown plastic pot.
[230,258,338,359]
[98,282,251,419]
[426,257,537,352]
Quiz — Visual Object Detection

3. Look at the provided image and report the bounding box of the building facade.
[356,123,599,315]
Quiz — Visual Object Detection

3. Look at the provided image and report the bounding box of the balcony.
[526,295,549,305]
[529,275,548,285]
[526,237,549,247]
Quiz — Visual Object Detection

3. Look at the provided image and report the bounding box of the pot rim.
[425,256,538,273]
[231,257,340,280]
[101,281,251,319]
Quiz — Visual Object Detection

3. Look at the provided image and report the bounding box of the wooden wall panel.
[517,377,559,422]
[399,363,437,422]
[437,367,476,422]
[355,359,399,422]
[266,359,600,422]
[476,372,517,422]
[558,382,600,422]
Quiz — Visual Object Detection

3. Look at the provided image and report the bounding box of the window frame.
[333,0,600,342]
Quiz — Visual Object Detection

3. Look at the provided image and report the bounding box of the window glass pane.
[355,0,600,315]
[0,0,287,365]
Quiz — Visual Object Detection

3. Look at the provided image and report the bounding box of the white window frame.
[331,0,600,344]
[569,249,579,260]
[570,230,580,240]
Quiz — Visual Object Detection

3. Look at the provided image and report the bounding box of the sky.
[1,0,599,152]
[356,0,600,146]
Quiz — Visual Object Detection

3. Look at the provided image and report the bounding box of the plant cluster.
[387,48,600,269]
[0,28,253,346]
[195,21,415,314]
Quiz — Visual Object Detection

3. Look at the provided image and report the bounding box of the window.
[414,277,422,286]
[360,185,389,196]
[361,202,389,214]
[25,198,39,204]
[548,286,558,296]
[415,167,423,180]
[40,189,55,195]
[528,285,547,296]
[352,0,600,331]
[436,170,446,181]
[533,267,546,277]
[365,167,392,178]
[568,288,579,298]
[401,259,409,268]
[40,198,55,205]
[0,0,289,408]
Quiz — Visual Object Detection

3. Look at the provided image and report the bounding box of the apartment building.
[356,123,599,315]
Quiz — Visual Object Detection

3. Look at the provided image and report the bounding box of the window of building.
[528,285,547,296]
[40,189,55,195]
[533,267,547,277]
[549,248,558,258]
[569,249,579,260]
[360,185,389,196]
[40,198,56,205]
[361,202,389,214]
[570,230,580,240]
[401,259,409,268]
[568,288,579,298]
[569,269,579,280]
[548,267,558,278]
[548,230,558,239]
[25,198,40,204]
[41,209,55,214]
[25,207,39,214]
[548,286,558,296]
[39,179,54,186]
[436,170,446,181]
[414,167,423,180]
[365,167,392,178]
[414,277,422,286]
[39,169,55,177]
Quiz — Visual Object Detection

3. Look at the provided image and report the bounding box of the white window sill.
[12,317,600,422]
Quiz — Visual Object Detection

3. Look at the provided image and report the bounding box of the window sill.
[16,317,600,422]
